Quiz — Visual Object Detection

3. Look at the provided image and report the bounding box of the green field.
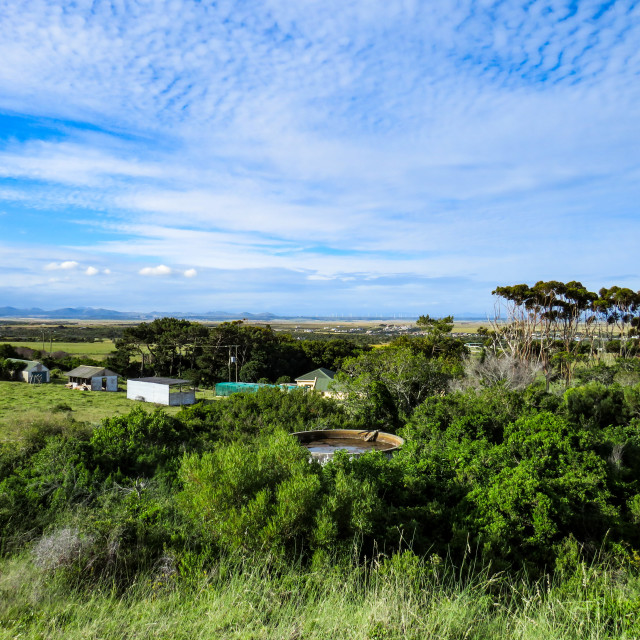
[0,380,218,433]
[6,340,117,360]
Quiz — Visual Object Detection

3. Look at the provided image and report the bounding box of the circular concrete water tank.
[291,429,404,464]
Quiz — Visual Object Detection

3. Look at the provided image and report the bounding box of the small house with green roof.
[7,359,50,384]
[295,368,336,394]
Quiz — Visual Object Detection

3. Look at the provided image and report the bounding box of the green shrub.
[177,386,348,442]
[52,403,73,412]
[91,407,194,478]
[179,431,321,554]
[464,412,615,567]
[564,382,629,428]
[0,429,97,545]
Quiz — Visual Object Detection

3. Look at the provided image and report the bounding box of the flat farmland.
[5,340,116,360]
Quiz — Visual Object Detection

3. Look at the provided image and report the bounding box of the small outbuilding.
[7,359,50,384]
[295,368,336,394]
[127,377,196,406]
[66,366,119,391]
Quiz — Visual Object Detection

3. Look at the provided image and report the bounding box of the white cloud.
[0,140,181,190]
[44,260,79,271]
[103,268,111,274]
[183,268,197,278]
[139,264,172,276]
[1,0,639,313]
[85,266,99,276]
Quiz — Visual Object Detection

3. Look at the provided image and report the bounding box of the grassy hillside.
[0,381,217,432]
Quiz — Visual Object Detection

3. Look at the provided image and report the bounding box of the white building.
[127,377,196,406]
[7,359,50,383]
[66,366,119,391]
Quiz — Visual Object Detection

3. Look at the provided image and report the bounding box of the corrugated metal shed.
[127,377,195,405]
[7,358,50,383]
[65,366,118,378]
[128,377,191,386]
[8,358,46,372]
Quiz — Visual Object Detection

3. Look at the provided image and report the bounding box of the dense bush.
[179,431,322,554]
[335,346,454,429]
[91,407,196,479]
[564,382,630,429]
[177,386,349,441]
[2,368,640,588]
[0,416,96,546]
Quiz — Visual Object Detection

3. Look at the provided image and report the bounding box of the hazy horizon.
[0,303,491,321]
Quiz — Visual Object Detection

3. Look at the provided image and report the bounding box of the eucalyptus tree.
[597,287,640,357]
[491,281,598,388]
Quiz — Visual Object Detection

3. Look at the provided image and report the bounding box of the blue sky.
[0,0,638,316]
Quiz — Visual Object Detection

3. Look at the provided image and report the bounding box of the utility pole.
[221,344,240,383]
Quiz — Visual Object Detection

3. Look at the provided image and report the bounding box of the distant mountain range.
[0,306,486,322]
[0,306,278,321]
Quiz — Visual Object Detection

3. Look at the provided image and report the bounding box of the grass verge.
[1,551,639,640]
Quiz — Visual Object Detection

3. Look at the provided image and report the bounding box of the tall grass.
[1,549,639,639]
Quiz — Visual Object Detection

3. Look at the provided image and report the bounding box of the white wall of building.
[127,380,170,404]
[22,365,50,384]
[126,380,196,405]
[91,376,118,391]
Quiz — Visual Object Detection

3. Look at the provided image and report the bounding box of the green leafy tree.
[301,338,369,372]
[598,287,640,357]
[0,343,19,359]
[492,281,599,388]
[0,357,13,381]
[335,346,450,429]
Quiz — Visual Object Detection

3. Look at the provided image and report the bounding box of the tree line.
[104,318,376,385]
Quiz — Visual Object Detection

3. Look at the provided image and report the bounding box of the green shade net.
[215,382,297,396]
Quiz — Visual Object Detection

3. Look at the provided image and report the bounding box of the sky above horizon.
[0,0,638,316]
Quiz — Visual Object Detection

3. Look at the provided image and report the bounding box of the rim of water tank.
[290,429,404,452]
